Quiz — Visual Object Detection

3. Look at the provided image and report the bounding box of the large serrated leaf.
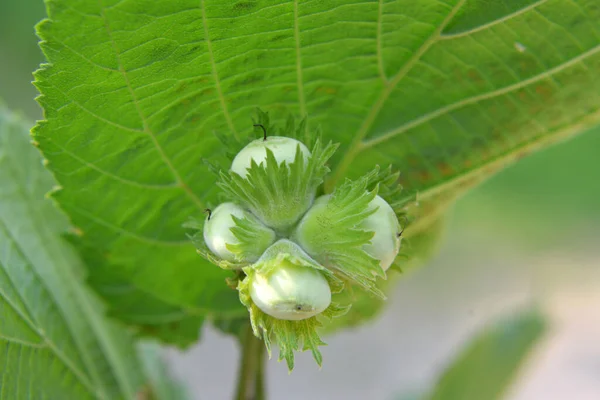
[33,0,600,342]
[0,105,186,400]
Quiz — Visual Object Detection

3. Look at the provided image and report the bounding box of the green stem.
[235,323,266,400]
[254,336,266,399]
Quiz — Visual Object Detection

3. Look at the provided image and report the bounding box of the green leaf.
[0,107,139,398]
[75,236,207,347]
[33,0,600,340]
[425,310,546,400]
[138,341,189,400]
[0,105,184,399]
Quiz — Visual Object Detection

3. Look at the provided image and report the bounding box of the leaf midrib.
[199,0,239,141]
[294,0,307,117]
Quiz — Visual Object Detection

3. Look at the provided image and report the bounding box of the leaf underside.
[33,0,600,342]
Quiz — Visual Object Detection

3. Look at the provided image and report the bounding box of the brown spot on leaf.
[518,58,537,74]
[490,127,502,139]
[176,82,188,93]
[240,74,263,85]
[270,34,290,42]
[437,162,453,176]
[140,325,158,334]
[518,89,529,102]
[407,154,421,167]
[535,83,553,99]
[467,68,484,84]
[316,86,337,95]
[415,169,432,182]
[515,149,531,162]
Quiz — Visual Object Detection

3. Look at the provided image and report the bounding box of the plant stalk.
[235,323,266,400]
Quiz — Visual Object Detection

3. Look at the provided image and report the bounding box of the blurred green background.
[2,1,599,399]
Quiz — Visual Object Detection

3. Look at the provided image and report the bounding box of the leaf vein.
[0,220,100,398]
[47,137,180,190]
[363,43,600,148]
[327,0,468,190]
[532,8,587,53]
[199,0,239,141]
[408,107,600,235]
[376,0,387,82]
[48,85,144,134]
[439,0,550,40]
[0,334,46,349]
[98,0,205,212]
[294,0,307,117]
[65,204,191,247]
